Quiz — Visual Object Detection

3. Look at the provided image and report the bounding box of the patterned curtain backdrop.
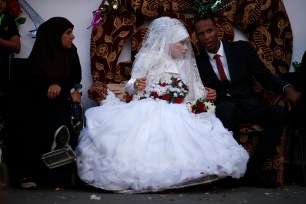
[88,0,292,104]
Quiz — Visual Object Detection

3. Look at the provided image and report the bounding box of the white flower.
[205,101,216,112]
[186,102,192,112]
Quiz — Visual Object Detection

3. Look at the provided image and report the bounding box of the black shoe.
[20,177,37,190]
[51,125,70,151]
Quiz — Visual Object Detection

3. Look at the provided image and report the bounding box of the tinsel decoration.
[292,61,302,72]
[192,0,236,17]
[88,0,119,29]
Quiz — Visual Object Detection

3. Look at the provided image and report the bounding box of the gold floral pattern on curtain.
[88,0,292,105]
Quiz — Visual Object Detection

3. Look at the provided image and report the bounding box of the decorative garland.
[4,0,26,25]
[88,0,238,29]
[192,0,237,17]
[88,0,119,29]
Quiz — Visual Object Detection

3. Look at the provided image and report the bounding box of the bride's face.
[169,38,189,59]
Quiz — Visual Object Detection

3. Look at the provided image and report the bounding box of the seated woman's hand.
[71,91,81,103]
[47,84,62,99]
[134,78,146,92]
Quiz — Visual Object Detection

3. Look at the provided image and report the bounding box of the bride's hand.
[134,78,146,92]
[205,87,216,102]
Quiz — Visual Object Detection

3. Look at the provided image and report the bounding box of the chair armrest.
[88,81,108,104]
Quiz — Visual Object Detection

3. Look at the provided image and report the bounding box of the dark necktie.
[213,54,228,81]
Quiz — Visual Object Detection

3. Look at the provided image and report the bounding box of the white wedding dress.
[76,75,249,193]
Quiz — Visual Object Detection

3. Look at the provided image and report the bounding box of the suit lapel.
[197,51,224,90]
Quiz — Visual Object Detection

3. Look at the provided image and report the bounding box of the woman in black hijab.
[5,17,82,189]
[28,16,81,97]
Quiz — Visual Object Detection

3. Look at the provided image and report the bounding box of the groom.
[194,13,301,188]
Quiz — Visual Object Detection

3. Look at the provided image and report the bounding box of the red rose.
[162,94,170,100]
[126,95,132,102]
[172,77,178,86]
[161,82,167,87]
[196,101,206,113]
[151,92,158,98]
[175,98,184,104]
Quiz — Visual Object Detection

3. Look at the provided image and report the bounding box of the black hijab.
[28,17,78,84]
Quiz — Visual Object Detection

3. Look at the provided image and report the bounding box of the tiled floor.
[1,151,306,204]
[1,183,306,204]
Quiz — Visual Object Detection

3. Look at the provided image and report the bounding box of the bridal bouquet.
[187,98,216,113]
[126,75,216,113]
[126,76,189,104]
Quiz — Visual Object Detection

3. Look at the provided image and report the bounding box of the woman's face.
[0,0,6,13]
[170,38,189,59]
[61,28,75,49]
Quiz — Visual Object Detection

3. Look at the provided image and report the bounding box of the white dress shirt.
[206,41,231,81]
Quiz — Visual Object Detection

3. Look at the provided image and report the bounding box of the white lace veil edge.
[131,16,207,102]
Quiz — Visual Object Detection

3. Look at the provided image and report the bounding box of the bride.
[76,16,249,193]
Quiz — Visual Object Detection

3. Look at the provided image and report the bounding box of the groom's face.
[194,18,220,54]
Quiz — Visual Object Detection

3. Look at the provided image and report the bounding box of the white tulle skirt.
[76,92,249,193]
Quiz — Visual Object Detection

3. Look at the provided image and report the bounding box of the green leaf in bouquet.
[16,17,26,25]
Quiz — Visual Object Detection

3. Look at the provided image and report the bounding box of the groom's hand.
[205,87,216,102]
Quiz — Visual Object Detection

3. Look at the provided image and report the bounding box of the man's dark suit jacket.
[196,40,288,110]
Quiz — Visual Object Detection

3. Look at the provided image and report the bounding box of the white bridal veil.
[131,16,207,102]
